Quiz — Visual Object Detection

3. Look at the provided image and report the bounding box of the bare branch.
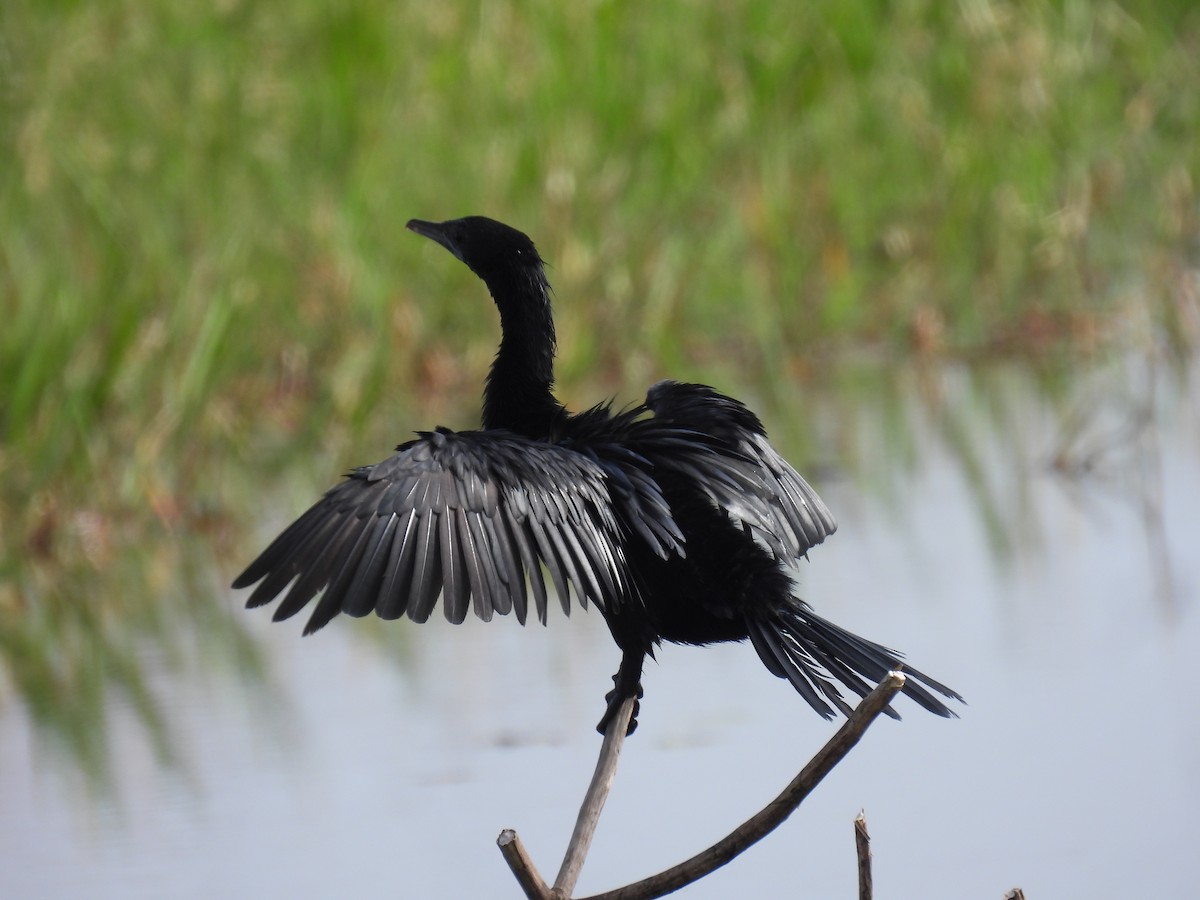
[579,671,907,900]
[497,829,552,900]
[553,695,638,897]
[854,811,872,900]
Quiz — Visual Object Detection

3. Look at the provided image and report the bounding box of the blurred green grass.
[2,0,1198,530]
[2,0,1197,787]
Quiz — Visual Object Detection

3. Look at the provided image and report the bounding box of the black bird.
[233,216,961,733]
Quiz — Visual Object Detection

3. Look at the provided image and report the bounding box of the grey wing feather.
[233,428,634,633]
[736,431,837,558]
[644,380,837,561]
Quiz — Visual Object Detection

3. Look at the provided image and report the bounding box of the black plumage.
[233,216,961,733]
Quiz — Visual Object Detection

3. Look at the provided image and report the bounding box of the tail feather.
[751,602,963,719]
[748,619,854,718]
[781,624,901,719]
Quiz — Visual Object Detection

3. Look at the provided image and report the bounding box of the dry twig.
[553,695,638,897]
[854,811,872,900]
[500,671,907,899]
[497,829,552,899]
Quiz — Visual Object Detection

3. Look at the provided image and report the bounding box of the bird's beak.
[406,219,464,263]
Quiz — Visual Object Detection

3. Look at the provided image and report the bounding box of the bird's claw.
[597,676,643,736]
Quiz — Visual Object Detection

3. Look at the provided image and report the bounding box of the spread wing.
[233,428,654,633]
[644,380,838,560]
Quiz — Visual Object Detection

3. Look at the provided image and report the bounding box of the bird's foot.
[596,676,643,736]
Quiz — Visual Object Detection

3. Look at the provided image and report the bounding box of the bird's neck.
[482,269,564,436]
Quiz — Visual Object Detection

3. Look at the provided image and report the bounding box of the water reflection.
[813,350,1192,606]
[1,518,274,796]
[1,353,1197,898]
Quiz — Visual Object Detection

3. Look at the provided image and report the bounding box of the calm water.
[3,356,1198,898]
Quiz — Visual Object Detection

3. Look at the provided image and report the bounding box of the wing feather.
[336,512,398,619]
[233,428,640,633]
[439,508,468,624]
[377,511,418,620]
[644,380,837,560]
[408,510,442,624]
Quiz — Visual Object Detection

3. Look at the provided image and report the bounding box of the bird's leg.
[597,648,645,736]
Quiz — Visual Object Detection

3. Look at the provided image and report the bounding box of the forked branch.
[499,671,907,899]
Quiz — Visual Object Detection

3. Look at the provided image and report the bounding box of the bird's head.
[408,215,559,430]
[406,216,545,286]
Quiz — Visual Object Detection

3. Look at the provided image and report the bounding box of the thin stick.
[854,811,872,900]
[497,829,553,900]
[579,671,907,900]
[552,695,638,897]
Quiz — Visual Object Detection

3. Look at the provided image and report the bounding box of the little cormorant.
[233,216,962,733]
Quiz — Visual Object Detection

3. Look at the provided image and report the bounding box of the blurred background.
[2,1,1198,897]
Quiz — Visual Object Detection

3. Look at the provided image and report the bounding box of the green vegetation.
[0,0,1197,783]
[4,0,1198,505]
